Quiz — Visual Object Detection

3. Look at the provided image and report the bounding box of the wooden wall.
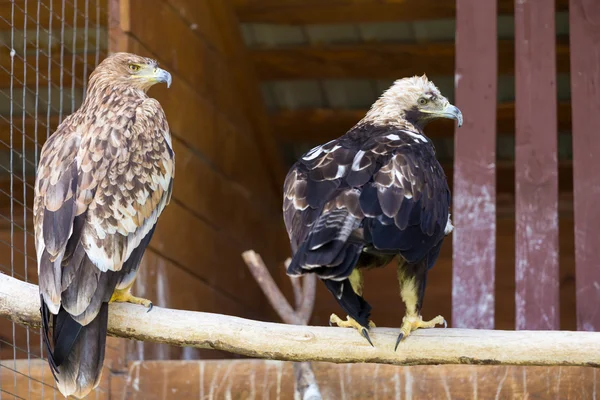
[106,0,291,363]
[3,359,596,400]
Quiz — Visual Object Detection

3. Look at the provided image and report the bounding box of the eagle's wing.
[283,138,358,253]
[35,98,174,322]
[284,130,450,279]
[348,132,450,264]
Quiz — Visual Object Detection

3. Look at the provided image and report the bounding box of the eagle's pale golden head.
[367,74,463,129]
[89,52,172,92]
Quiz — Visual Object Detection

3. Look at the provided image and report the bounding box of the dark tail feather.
[323,278,372,328]
[43,302,108,399]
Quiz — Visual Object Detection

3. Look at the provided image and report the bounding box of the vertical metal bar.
[20,2,33,398]
[83,0,90,94]
[8,0,17,395]
[59,0,66,122]
[570,0,600,331]
[36,5,43,399]
[452,0,497,329]
[514,0,560,330]
[71,0,78,113]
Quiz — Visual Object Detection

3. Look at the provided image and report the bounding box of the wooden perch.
[1,273,599,368]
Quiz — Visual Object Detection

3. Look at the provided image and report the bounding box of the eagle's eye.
[418,98,428,105]
[128,64,141,72]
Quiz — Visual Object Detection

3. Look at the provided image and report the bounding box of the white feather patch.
[405,131,428,143]
[386,133,401,141]
[351,150,367,171]
[302,145,324,161]
[333,165,347,179]
[445,213,454,235]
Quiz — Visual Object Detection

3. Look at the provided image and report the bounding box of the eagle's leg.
[110,278,153,312]
[394,262,446,351]
[329,269,376,345]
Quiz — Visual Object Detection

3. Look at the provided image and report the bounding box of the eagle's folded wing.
[35,98,174,321]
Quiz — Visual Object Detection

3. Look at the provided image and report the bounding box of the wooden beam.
[2,274,600,368]
[514,0,560,330]
[252,39,570,80]
[569,0,600,331]
[1,360,597,399]
[113,360,598,399]
[452,0,497,330]
[233,0,569,24]
[271,102,572,143]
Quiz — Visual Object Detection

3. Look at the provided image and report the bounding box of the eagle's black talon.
[443,319,447,328]
[361,328,374,347]
[147,302,153,313]
[394,333,404,351]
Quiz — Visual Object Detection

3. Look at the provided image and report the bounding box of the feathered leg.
[394,260,446,351]
[329,269,376,345]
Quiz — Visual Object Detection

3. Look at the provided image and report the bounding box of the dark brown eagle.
[34,52,174,398]
[283,76,461,349]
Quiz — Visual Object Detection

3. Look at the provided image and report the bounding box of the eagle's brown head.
[89,52,172,92]
[366,75,463,129]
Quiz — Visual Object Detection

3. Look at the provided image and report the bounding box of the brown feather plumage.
[34,52,174,399]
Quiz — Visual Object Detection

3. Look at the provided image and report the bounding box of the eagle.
[283,76,462,349]
[34,52,175,398]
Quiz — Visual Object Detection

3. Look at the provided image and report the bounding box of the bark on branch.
[1,274,599,367]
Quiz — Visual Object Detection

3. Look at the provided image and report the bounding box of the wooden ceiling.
[233,0,569,24]
[232,0,574,194]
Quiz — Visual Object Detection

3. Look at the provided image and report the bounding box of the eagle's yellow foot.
[110,290,153,312]
[394,314,446,351]
[329,313,376,346]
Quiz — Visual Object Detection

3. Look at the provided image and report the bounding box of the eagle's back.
[284,123,450,284]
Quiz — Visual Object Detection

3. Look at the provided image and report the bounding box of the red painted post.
[514,0,560,330]
[569,0,600,331]
[452,0,497,329]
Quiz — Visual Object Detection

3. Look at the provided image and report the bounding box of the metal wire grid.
[0,1,108,398]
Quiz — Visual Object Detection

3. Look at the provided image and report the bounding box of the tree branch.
[242,250,321,400]
[1,274,599,367]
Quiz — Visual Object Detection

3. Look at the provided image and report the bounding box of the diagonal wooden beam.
[233,0,568,24]
[271,102,572,143]
[252,39,570,80]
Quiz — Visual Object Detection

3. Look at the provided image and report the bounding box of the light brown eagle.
[284,76,462,349]
[35,52,175,398]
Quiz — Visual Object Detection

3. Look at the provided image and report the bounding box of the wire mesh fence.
[0,1,108,398]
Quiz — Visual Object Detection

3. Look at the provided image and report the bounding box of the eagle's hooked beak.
[153,67,172,88]
[440,103,463,127]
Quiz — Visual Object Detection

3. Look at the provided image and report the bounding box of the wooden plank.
[116,16,283,204]
[149,201,270,313]
[271,102,573,143]
[569,0,600,331]
[0,360,109,400]
[112,35,279,211]
[0,115,59,153]
[113,360,597,399]
[0,53,99,89]
[233,0,569,24]
[514,0,560,330]
[0,0,108,30]
[208,0,289,191]
[251,39,570,80]
[452,0,497,329]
